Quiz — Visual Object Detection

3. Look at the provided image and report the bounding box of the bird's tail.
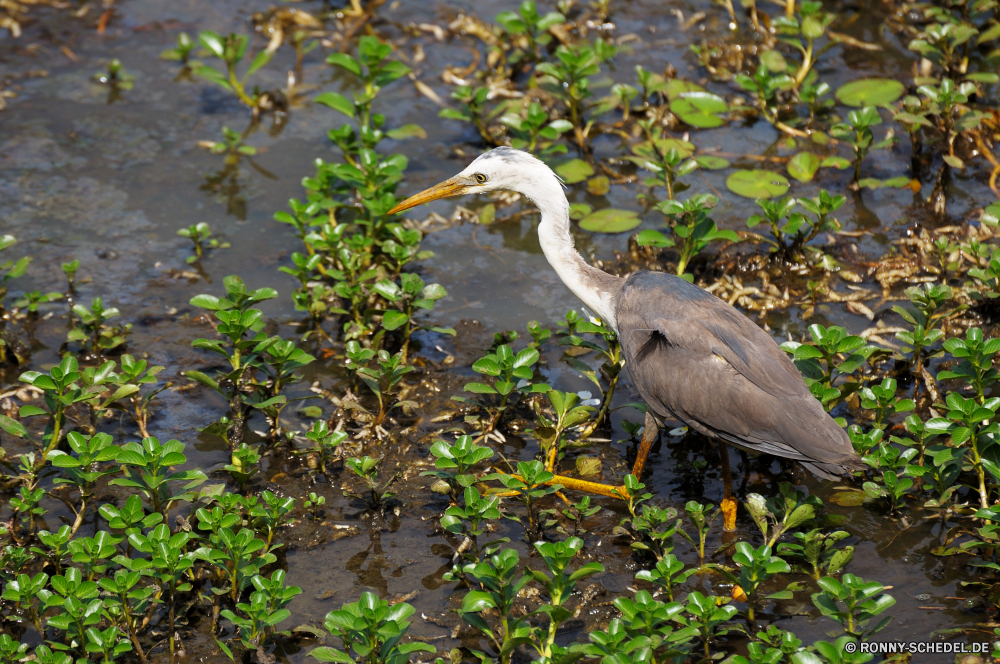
[800,454,866,481]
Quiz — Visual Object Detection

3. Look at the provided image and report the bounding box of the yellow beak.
[388,177,469,215]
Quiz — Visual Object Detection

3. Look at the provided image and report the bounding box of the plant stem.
[168,582,176,664]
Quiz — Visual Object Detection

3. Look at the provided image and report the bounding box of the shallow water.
[1,0,997,662]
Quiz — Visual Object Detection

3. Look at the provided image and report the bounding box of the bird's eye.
[474,173,488,184]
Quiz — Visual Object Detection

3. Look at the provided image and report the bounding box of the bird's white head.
[388,147,560,215]
[387,147,619,329]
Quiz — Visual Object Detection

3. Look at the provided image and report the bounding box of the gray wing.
[615,271,863,479]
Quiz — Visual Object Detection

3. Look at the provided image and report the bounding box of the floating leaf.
[943,155,965,169]
[587,176,610,196]
[569,203,592,220]
[858,176,911,190]
[693,155,730,170]
[556,159,595,184]
[632,138,695,160]
[787,152,820,182]
[298,406,323,418]
[670,92,728,128]
[811,131,831,145]
[664,79,706,100]
[820,156,851,169]
[829,490,868,506]
[725,170,790,199]
[835,79,905,107]
[478,203,496,225]
[576,456,602,476]
[578,208,641,233]
[386,124,427,140]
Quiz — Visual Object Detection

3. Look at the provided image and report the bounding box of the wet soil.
[2,0,998,662]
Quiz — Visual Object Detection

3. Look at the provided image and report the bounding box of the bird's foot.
[721,495,738,532]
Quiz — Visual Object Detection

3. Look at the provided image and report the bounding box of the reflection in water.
[200,157,277,222]
[345,522,407,596]
[849,190,884,231]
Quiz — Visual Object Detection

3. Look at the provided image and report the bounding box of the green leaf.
[555,159,595,184]
[835,79,905,107]
[381,310,409,331]
[246,50,272,76]
[19,405,48,417]
[828,490,868,506]
[669,92,728,128]
[693,155,730,170]
[189,294,222,310]
[309,647,354,663]
[726,170,790,199]
[663,79,706,100]
[464,382,498,395]
[0,415,28,438]
[461,590,497,613]
[578,209,641,233]
[199,31,225,58]
[820,156,851,169]
[386,124,427,140]
[314,92,355,117]
[787,152,820,182]
[586,176,610,196]
[568,203,592,220]
[858,176,911,190]
[636,229,674,248]
[438,108,471,121]
[192,65,232,91]
[760,49,788,72]
[325,53,362,77]
[966,72,1000,83]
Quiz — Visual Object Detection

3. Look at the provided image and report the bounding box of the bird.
[388,147,863,530]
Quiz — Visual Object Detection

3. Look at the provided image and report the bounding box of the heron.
[388,147,863,530]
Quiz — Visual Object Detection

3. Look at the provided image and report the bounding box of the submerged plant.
[194,31,273,110]
[637,194,738,279]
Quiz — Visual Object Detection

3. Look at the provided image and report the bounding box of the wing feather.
[616,271,862,477]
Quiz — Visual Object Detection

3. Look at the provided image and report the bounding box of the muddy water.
[1,0,995,661]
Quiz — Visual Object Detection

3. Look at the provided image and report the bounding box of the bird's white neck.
[519,169,622,331]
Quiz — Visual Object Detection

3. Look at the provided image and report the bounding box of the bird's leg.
[631,410,660,478]
[490,469,627,499]
[490,411,661,502]
[719,441,737,532]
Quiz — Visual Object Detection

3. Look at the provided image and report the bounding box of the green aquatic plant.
[535,38,617,151]
[344,456,400,511]
[713,542,795,624]
[494,460,561,541]
[557,310,623,434]
[110,437,207,518]
[160,32,194,63]
[298,420,347,474]
[496,1,566,64]
[49,432,121,536]
[810,574,895,638]
[499,100,572,157]
[194,31,272,109]
[830,106,894,182]
[177,222,229,263]
[422,435,494,504]
[778,529,853,580]
[308,591,434,664]
[637,193,738,279]
[67,297,132,354]
[459,343,547,437]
